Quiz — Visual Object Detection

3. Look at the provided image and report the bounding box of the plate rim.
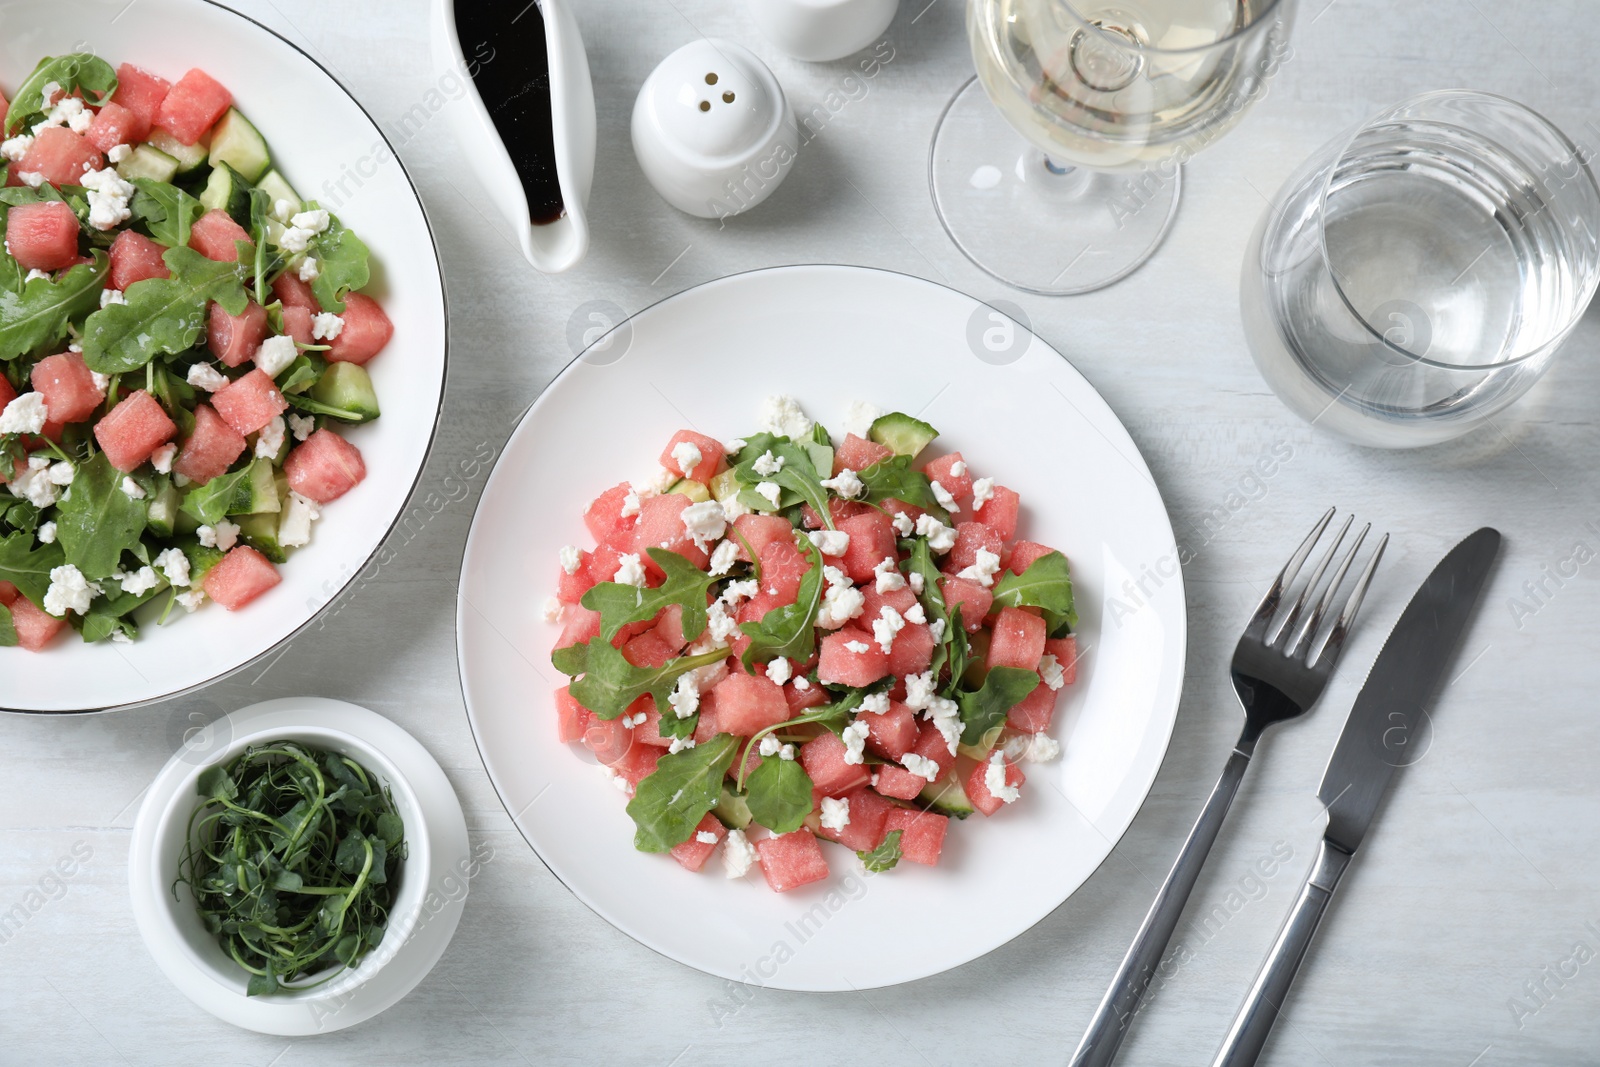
[0,0,451,716]
[454,262,1189,990]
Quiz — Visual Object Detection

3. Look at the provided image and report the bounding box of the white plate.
[129,697,472,1035]
[1,0,447,712]
[456,265,1186,991]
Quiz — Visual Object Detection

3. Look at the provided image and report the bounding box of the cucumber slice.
[114,144,179,184]
[714,786,754,830]
[869,412,939,459]
[254,169,301,211]
[667,478,711,504]
[179,540,226,583]
[309,363,381,423]
[145,128,210,175]
[206,108,271,183]
[709,468,741,503]
[234,511,287,563]
[146,483,181,538]
[803,440,833,480]
[198,163,252,226]
[227,458,281,516]
[919,772,975,818]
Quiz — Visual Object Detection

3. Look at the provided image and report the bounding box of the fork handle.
[1069,744,1255,1067]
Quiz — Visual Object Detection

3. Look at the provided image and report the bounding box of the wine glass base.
[929,76,1182,296]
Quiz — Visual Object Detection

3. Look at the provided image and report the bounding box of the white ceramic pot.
[748,0,899,62]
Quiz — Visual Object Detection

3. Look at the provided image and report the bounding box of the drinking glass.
[930,0,1294,295]
[1242,90,1600,448]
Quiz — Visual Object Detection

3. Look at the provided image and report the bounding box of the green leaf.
[129,179,206,248]
[739,535,825,669]
[734,438,836,529]
[737,689,863,790]
[308,210,370,314]
[625,734,739,852]
[655,710,697,742]
[991,550,1078,634]
[376,812,404,848]
[903,536,965,685]
[196,764,237,801]
[582,547,717,643]
[955,666,1040,747]
[745,755,814,833]
[0,602,16,647]
[246,970,279,998]
[81,246,250,374]
[552,638,730,720]
[858,829,904,872]
[79,581,162,643]
[55,452,147,581]
[4,502,41,534]
[857,455,950,521]
[4,54,119,136]
[0,253,110,361]
[179,465,254,526]
[335,831,372,876]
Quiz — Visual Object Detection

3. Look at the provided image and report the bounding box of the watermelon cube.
[872,763,929,801]
[93,390,176,472]
[111,64,171,138]
[967,755,1025,817]
[271,271,322,313]
[85,101,140,153]
[922,452,973,510]
[202,545,281,610]
[211,368,287,435]
[693,695,722,743]
[946,522,1003,572]
[633,701,676,748]
[940,576,993,631]
[833,433,892,475]
[800,731,870,796]
[988,606,1046,672]
[188,208,252,262]
[280,305,314,346]
[659,429,725,484]
[755,829,830,892]
[154,69,232,145]
[710,672,790,736]
[654,602,689,651]
[817,626,889,687]
[859,583,916,625]
[325,293,394,365]
[284,428,366,503]
[863,700,919,761]
[612,738,662,788]
[583,714,635,768]
[1006,679,1057,733]
[669,813,727,872]
[883,808,948,866]
[732,513,791,561]
[838,510,896,585]
[583,482,635,549]
[816,786,893,852]
[622,627,677,668]
[173,403,247,485]
[909,720,957,778]
[7,127,102,188]
[975,484,1020,541]
[5,201,80,272]
[758,536,811,606]
[633,492,709,570]
[10,595,67,651]
[556,549,595,604]
[109,230,171,291]
[30,352,104,423]
[784,679,828,715]
[555,686,593,744]
[207,299,268,367]
[1046,635,1079,685]
[887,622,935,677]
[1008,541,1057,576]
[556,604,602,651]
[585,543,625,584]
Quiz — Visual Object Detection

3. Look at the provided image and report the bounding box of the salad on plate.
[0,53,392,652]
[546,397,1080,892]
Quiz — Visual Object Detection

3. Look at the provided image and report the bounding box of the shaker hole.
[699,100,711,112]
[705,73,718,85]
[723,91,735,103]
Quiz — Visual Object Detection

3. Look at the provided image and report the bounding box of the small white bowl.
[129,698,471,1035]
[632,38,800,219]
[748,0,900,62]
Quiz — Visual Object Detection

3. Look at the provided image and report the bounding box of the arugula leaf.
[992,550,1077,635]
[82,246,250,374]
[582,547,716,643]
[0,530,64,603]
[858,455,950,522]
[276,353,325,395]
[129,179,206,248]
[745,755,814,833]
[308,210,370,314]
[178,464,254,526]
[655,710,697,742]
[551,639,729,720]
[903,536,967,685]
[4,54,118,135]
[956,666,1039,747]
[626,733,739,852]
[858,829,903,872]
[56,452,147,581]
[739,535,825,669]
[80,582,162,643]
[4,501,41,534]
[734,437,836,529]
[0,208,20,297]
[0,253,110,361]
[0,602,16,647]
[247,187,289,306]
[736,689,863,789]
[282,393,367,422]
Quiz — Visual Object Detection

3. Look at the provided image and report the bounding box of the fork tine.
[1311,532,1388,667]
[1274,513,1352,648]
[1246,507,1335,636]
[1287,521,1368,659]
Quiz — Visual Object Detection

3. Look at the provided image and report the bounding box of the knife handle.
[1069,746,1254,1067]
[1210,839,1353,1067]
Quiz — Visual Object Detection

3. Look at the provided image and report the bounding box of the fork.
[1068,508,1387,1067]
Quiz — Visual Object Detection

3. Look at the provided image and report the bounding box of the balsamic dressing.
[455,0,565,225]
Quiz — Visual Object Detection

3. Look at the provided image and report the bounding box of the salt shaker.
[631,39,800,220]
[747,0,899,63]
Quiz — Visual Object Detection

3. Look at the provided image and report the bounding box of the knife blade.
[1319,525,1502,854]
[1212,527,1501,1067]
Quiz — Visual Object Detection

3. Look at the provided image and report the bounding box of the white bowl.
[748,0,900,62]
[0,0,448,712]
[129,698,471,1035]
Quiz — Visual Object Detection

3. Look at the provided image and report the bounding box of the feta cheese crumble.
[36,521,57,544]
[816,583,865,629]
[559,545,583,575]
[752,449,785,477]
[0,393,49,435]
[890,510,914,536]
[971,477,995,511]
[613,553,646,588]
[759,735,784,757]
[310,312,345,341]
[8,456,62,508]
[255,415,286,459]
[819,468,863,499]
[707,539,739,576]
[99,288,126,309]
[779,743,796,761]
[541,596,563,622]
[107,143,132,164]
[809,529,850,556]
[81,168,136,231]
[793,676,811,691]
[197,519,240,552]
[820,796,852,832]
[670,440,703,477]
[696,830,720,845]
[186,362,229,392]
[287,413,316,442]
[872,605,904,653]
[0,134,34,162]
[950,460,967,478]
[679,499,726,549]
[840,400,883,438]
[669,672,700,718]
[1004,732,1062,763]
[903,671,936,711]
[904,603,926,625]
[278,491,320,548]
[149,442,177,474]
[926,696,962,754]
[754,481,782,509]
[1039,653,1067,691]
[116,566,160,597]
[725,438,746,454]
[668,737,697,754]
[957,547,1002,588]
[723,828,756,878]
[986,751,1021,803]
[758,394,812,439]
[119,476,145,500]
[841,720,869,765]
[908,571,925,595]
[873,557,906,593]
[915,514,958,554]
[901,753,941,782]
[43,564,96,617]
[843,640,870,654]
[175,589,206,613]
[929,618,946,642]
[154,547,191,588]
[619,488,642,518]
[764,656,791,685]
[705,600,739,644]
[255,335,298,378]
[930,479,960,513]
[858,691,890,715]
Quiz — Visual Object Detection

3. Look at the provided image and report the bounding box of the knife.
[1210,527,1502,1067]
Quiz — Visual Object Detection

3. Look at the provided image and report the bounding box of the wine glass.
[930,0,1294,295]
[1242,90,1600,447]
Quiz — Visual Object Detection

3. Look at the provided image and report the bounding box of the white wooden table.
[5,0,1599,1063]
